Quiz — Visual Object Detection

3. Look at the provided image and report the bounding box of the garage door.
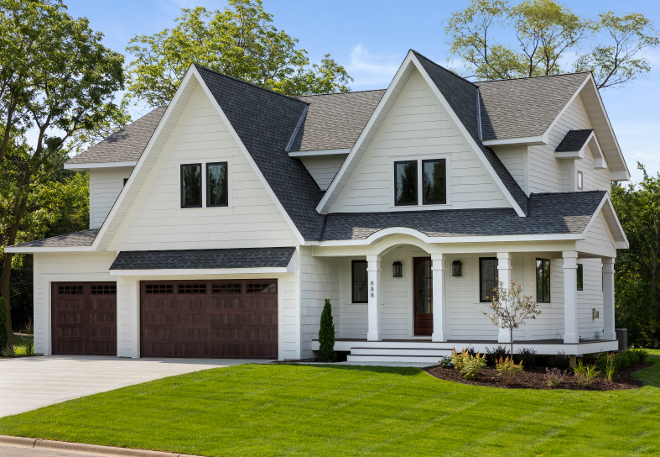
[51,282,117,355]
[140,280,278,358]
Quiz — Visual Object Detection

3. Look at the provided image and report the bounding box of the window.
[181,164,202,208]
[206,162,228,207]
[91,285,116,295]
[352,260,368,303]
[145,284,173,294]
[246,283,277,293]
[58,285,83,295]
[178,284,206,294]
[577,264,584,291]
[577,170,584,190]
[394,161,417,206]
[536,259,551,303]
[422,159,446,205]
[479,257,498,302]
[212,283,242,294]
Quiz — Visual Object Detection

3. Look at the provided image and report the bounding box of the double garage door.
[51,279,278,358]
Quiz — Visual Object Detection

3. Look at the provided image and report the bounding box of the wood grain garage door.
[140,280,278,359]
[51,282,117,355]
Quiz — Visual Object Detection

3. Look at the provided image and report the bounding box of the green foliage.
[544,367,567,387]
[483,280,541,357]
[596,348,649,374]
[318,299,335,362]
[516,347,538,367]
[573,359,600,387]
[0,297,7,349]
[605,352,616,382]
[452,347,487,380]
[496,356,524,384]
[445,0,659,89]
[125,0,352,107]
[486,345,508,366]
[611,164,660,348]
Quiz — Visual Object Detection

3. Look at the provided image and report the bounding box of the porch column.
[497,252,512,344]
[602,257,616,340]
[563,251,579,344]
[431,253,446,342]
[366,255,382,341]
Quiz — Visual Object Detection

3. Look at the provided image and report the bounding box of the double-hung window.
[181,164,202,208]
[423,159,446,204]
[479,257,498,302]
[394,161,418,206]
[206,162,228,207]
[181,162,228,208]
[536,259,551,303]
[352,260,368,303]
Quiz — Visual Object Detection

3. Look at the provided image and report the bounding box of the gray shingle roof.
[321,191,605,240]
[110,247,295,270]
[413,51,530,214]
[67,106,166,165]
[194,65,326,240]
[556,129,593,152]
[475,73,589,141]
[290,90,385,152]
[10,229,99,248]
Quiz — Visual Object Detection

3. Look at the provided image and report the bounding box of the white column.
[497,252,512,343]
[366,255,382,341]
[563,251,579,344]
[602,257,616,340]
[431,253,446,342]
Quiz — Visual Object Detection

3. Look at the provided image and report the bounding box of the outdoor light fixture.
[452,260,462,277]
[393,261,403,277]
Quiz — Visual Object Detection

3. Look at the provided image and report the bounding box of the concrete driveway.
[0,356,271,417]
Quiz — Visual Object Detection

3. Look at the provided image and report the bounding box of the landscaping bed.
[426,362,650,390]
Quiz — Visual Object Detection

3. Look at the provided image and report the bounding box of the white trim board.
[64,161,137,170]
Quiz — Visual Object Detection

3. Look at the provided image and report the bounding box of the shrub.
[632,348,649,363]
[26,339,34,356]
[496,357,524,384]
[486,345,508,366]
[1,346,14,358]
[318,299,335,362]
[515,347,537,367]
[0,297,7,351]
[574,359,599,387]
[596,349,650,374]
[605,352,616,382]
[544,367,567,387]
[548,352,570,370]
[439,356,453,368]
[586,364,600,383]
[452,347,487,380]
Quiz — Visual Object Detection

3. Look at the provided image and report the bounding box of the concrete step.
[346,354,447,363]
[349,347,453,357]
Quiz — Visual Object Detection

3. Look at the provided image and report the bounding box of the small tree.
[483,280,541,357]
[318,299,335,362]
[0,297,7,350]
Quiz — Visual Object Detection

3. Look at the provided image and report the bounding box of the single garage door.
[51,282,117,355]
[140,280,278,359]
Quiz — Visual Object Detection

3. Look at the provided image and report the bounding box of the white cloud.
[346,44,401,89]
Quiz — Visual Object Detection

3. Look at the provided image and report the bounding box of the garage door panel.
[141,280,278,358]
[52,282,116,356]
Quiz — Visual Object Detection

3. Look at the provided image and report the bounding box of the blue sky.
[65,0,660,183]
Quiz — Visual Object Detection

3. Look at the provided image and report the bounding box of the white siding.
[32,251,117,355]
[300,155,347,191]
[494,146,527,194]
[331,70,509,213]
[582,212,615,253]
[89,167,133,229]
[300,247,340,358]
[339,258,367,338]
[578,258,604,339]
[114,85,298,251]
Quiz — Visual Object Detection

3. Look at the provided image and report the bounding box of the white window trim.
[390,155,452,210]
[577,170,584,191]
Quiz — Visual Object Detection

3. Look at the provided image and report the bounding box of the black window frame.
[577,264,584,291]
[206,161,228,208]
[352,260,368,304]
[422,158,447,205]
[123,177,128,187]
[536,258,551,303]
[180,163,202,208]
[394,160,418,206]
[479,257,498,302]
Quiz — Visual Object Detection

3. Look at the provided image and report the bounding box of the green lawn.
[1,352,659,456]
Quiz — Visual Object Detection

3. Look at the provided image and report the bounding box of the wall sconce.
[452,260,462,277]
[392,261,403,278]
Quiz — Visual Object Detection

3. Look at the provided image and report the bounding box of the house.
[7,50,629,363]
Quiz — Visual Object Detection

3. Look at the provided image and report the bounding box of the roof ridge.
[295,88,388,98]
[410,50,478,88]
[475,71,591,84]
[530,190,606,196]
[193,64,308,106]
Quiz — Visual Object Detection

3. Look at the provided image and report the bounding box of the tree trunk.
[2,252,13,349]
[510,327,514,360]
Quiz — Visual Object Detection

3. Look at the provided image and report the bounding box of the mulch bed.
[425,363,651,391]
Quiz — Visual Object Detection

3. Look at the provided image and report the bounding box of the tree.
[125,0,352,108]
[611,163,660,348]
[318,299,335,362]
[445,0,659,89]
[483,280,541,357]
[0,0,124,348]
[0,298,7,350]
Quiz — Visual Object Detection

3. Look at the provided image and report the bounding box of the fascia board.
[482,135,547,147]
[555,150,584,160]
[64,161,137,170]
[610,170,631,181]
[191,66,306,245]
[315,52,416,214]
[91,68,198,250]
[288,149,350,158]
[410,54,526,217]
[4,246,95,253]
[109,267,290,276]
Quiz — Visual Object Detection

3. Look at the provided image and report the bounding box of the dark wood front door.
[140,279,278,359]
[51,282,117,355]
[414,257,433,336]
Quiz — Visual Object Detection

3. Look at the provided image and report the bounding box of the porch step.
[349,347,453,357]
[346,354,447,363]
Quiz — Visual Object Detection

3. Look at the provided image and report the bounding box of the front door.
[414,257,433,336]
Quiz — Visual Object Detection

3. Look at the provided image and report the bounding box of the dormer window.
[423,159,446,205]
[394,161,418,206]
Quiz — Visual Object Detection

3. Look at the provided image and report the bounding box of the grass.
[0,351,659,456]
[0,333,34,357]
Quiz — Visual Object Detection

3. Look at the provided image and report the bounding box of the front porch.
[312,337,619,363]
